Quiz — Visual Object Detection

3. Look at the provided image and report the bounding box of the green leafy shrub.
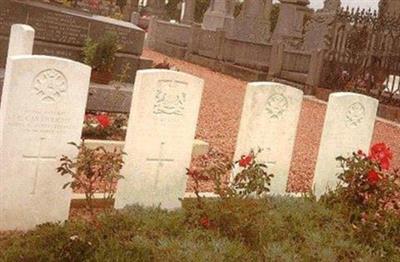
[1,199,398,261]
[57,141,125,213]
[83,32,120,73]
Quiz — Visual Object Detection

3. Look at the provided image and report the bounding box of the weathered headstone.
[0,55,91,230]
[233,82,303,194]
[0,0,151,82]
[202,0,235,32]
[303,0,340,51]
[313,93,378,197]
[114,70,203,209]
[229,0,272,44]
[271,0,311,49]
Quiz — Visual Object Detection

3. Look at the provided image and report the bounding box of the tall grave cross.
[23,137,57,195]
[146,142,174,189]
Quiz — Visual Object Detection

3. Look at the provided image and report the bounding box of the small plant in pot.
[83,32,120,85]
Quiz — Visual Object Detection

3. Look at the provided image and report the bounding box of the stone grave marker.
[114,69,203,209]
[229,0,272,44]
[202,0,235,32]
[313,92,378,197]
[0,55,91,230]
[233,82,303,195]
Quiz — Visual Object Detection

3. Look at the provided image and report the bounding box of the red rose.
[96,114,111,128]
[369,143,393,170]
[239,155,253,168]
[367,170,380,185]
[199,216,210,228]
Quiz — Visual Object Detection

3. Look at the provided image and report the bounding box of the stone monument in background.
[229,0,272,44]
[271,0,311,49]
[202,0,235,32]
[0,0,152,83]
[302,0,341,51]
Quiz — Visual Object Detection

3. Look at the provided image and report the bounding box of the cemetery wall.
[146,17,315,84]
[0,0,152,82]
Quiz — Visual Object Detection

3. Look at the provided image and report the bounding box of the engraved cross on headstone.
[146,142,174,189]
[23,137,57,195]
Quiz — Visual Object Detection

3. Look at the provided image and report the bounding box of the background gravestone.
[313,93,379,198]
[0,0,152,82]
[271,0,311,49]
[303,0,341,51]
[234,82,303,195]
[229,0,272,44]
[0,55,91,230]
[114,70,203,209]
[202,0,235,32]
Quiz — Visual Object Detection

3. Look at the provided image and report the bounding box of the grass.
[0,197,399,261]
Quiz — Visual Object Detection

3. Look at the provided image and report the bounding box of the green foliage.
[57,141,125,213]
[82,32,120,72]
[1,199,398,261]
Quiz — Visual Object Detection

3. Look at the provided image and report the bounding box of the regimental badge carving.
[346,102,365,128]
[32,69,68,103]
[153,80,187,116]
[265,93,289,119]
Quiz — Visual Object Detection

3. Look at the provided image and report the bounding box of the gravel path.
[142,49,400,193]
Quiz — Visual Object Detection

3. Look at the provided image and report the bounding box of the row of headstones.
[0,24,379,231]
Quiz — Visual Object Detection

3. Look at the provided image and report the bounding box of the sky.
[272,0,380,10]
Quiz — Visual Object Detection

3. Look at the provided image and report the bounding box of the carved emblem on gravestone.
[32,69,68,103]
[345,102,365,128]
[153,80,187,116]
[265,93,289,119]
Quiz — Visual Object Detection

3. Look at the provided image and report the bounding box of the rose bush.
[322,142,400,253]
[82,112,128,140]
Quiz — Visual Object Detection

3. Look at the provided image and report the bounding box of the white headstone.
[233,82,303,194]
[0,55,91,231]
[313,92,378,197]
[114,69,203,209]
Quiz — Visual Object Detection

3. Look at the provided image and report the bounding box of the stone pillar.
[229,0,272,44]
[271,0,311,49]
[202,0,235,32]
[181,0,196,24]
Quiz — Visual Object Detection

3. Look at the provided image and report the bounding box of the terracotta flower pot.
[91,70,113,85]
